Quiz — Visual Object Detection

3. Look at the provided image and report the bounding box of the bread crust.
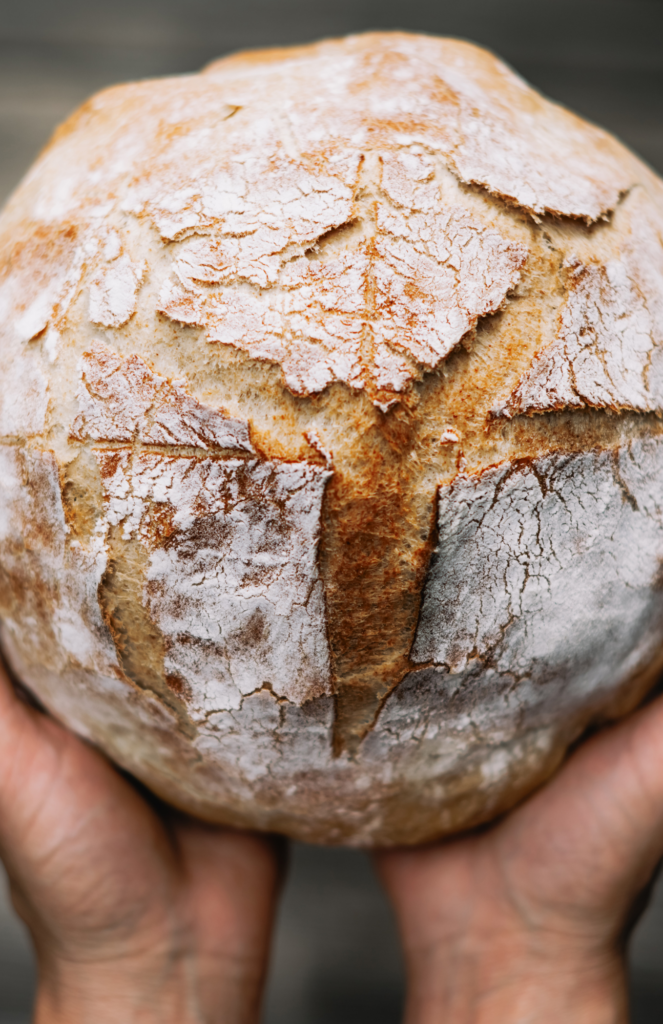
[1,32,663,845]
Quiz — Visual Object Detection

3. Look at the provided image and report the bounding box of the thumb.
[0,650,41,744]
[486,690,663,935]
[0,652,75,846]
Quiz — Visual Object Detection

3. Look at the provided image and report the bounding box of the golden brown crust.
[1,33,663,845]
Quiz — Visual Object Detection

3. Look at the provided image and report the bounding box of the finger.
[172,820,286,1019]
[455,692,663,940]
[0,653,163,874]
[373,692,663,943]
[0,649,55,752]
[174,819,285,947]
[0,648,23,713]
[0,650,49,776]
[510,694,663,859]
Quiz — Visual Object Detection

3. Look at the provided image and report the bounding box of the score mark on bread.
[158,151,528,403]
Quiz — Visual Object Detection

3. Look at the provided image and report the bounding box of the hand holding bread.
[2,28,663,1020]
[377,691,663,1023]
[0,661,282,1024]
[3,655,663,1021]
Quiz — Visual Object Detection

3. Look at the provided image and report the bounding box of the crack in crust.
[495,191,663,417]
[97,525,197,736]
[157,150,527,405]
[71,342,255,453]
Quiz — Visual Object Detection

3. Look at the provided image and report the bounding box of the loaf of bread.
[2,32,663,846]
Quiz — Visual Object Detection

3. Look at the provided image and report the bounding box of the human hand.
[375,694,663,1024]
[0,659,284,1024]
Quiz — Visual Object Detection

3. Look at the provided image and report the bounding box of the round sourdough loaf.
[2,33,663,846]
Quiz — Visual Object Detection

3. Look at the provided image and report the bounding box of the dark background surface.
[0,0,662,1020]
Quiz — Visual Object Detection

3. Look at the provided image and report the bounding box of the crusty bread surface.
[2,32,663,845]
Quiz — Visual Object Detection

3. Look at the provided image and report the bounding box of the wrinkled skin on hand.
[375,692,663,1024]
[0,660,284,1024]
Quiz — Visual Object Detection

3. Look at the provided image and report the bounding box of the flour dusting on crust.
[0,228,87,433]
[413,440,663,681]
[0,446,117,673]
[96,450,332,711]
[202,34,634,221]
[89,253,145,328]
[72,342,255,452]
[158,149,527,400]
[497,194,663,416]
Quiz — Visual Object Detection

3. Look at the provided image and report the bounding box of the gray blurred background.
[0,0,662,1020]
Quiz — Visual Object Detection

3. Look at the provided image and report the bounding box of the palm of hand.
[376,696,663,1023]
[0,668,281,1024]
